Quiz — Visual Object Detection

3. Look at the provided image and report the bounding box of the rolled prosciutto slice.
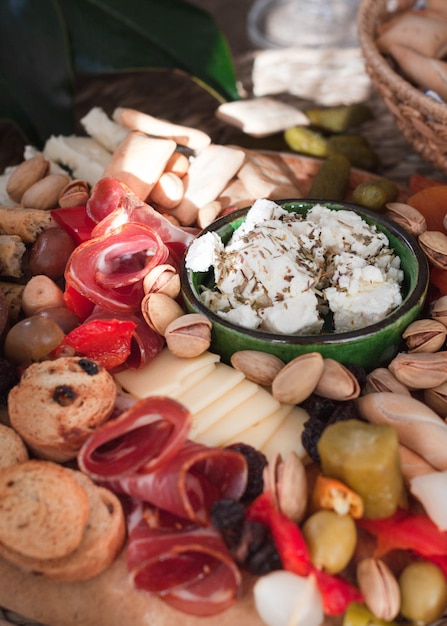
[78,396,192,481]
[127,504,242,616]
[64,222,170,313]
[110,440,248,525]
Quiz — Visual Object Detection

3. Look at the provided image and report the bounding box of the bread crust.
[0,460,90,560]
[0,423,29,469]
[8,357,117,462]
[0,469,126,582]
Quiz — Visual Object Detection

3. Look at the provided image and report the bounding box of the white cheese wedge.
[222,403,294,450]
[114,349,219,399]
[190,377,261,439]
[196,388,280,448]
[261,406,309,461]
[176,362,245,415]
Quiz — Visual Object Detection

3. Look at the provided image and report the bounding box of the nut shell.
[271,352,324,405]
[164,313,212,358]
[230,350,284,386]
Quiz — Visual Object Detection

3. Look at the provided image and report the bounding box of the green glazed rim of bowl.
[181,199,430,345]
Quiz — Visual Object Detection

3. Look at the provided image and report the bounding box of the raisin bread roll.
[0,460,90,560]
[0,468,126,582]
[8,356,117,462]
[0,423,29,469]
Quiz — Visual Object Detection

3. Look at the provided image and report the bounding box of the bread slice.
[0,423,29,469]
[0,469,126,582]
[8,356,117,462]
[0,235,26,278]
[0,460,90,560]
[0,206,56,244]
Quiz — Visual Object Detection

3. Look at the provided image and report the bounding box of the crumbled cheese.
[185,200,404,334]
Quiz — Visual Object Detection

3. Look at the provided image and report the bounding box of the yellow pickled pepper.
[317,419,406,519]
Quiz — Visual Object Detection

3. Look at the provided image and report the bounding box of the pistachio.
[313,358,360,401]
[6,154,50,203]
[385,201,427,236]
[141,292,184,335]
[142,264,180,299]
[58,179,90,208]
[21,173,71,210]
[263,452,307,523]
[357,558,400,622]
[419,231,447,270]
[431,296,447,328]
[271,352,324,405]
[424,382,447,418]
[402,319,447,353]
[164,313,212,358]
[363,367,411,396]
[388,351,447,389]
[230,350,285,386]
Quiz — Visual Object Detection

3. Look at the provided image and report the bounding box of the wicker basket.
[357,0,447,175]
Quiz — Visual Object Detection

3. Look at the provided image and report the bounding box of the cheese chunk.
[261,406,309,461]
[177,363,245,415]
[114,349,219,399]
[223,404,293,450]
[196,388,280,448]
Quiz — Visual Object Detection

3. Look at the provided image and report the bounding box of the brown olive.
[302,510,357,574]
[29,227,76,280]
[36,306,80,334]
[399,561,447,624]
[4,316,65,366]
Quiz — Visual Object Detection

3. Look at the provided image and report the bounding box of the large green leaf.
[0,0,239,148]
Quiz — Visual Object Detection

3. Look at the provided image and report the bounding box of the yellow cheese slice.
[114,349,219,399]
[196,387,281,448]
[222,403,294,450]
[261,405,309,461]
[177,363,245,415]
[189,377,260,438]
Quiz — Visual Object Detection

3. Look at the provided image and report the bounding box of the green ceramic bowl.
[181,199,429,371]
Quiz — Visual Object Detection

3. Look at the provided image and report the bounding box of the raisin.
[301,416,327,463]
[210,499,246,551]
[345,363,367,389]
[53,385,77,406]
[301,394,337,423]
[226,443,267,503]
[246,530,282,575]
[78,358,99,375]
[327,400,359,425]
[0,357,19,400]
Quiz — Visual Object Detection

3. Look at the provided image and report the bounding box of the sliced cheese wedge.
[177,363,245,415]
[189,377,260,439]
[196,388,280,448]
[114,349,219,399]
[222,403,294,451]
[261,405,309,461]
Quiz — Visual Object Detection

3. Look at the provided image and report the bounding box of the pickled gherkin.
[352,179,399,212]
[308,153,351,200]
[284,126,330,158]
[306,104,373,133]
[317,419,406,519]
[327,134,380,171]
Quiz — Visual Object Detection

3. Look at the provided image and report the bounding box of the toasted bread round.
[0,460,90,560]
[0,469,126,581]
[8,356,117,462]
[0,423,29,469]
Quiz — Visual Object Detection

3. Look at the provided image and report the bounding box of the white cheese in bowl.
[185,199,404,335]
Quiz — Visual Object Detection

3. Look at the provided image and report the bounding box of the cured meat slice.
[109,440,247,525]
[64,222,169,312]
[126,504,241,616]
[78,396,192,481]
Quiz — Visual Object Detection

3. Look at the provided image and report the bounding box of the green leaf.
[0,0,239,148]
[0,0,75,146]
[59,0,240,101]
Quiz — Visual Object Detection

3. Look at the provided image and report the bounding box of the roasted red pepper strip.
[51,205,96,244]
[246,491,363,615]
[247,491,311,576]
[358,510,447,558]
[63,284,95,322]
[63,318,137,370]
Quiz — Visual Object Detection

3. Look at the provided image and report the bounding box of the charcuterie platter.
[2,104,447,626]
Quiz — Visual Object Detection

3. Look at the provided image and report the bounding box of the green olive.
[399,561,447,624]
[4,316,65,366]
[302,509,357,574]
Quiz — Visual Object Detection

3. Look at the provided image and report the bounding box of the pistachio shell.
[230,350,285,386]
[271,352,324,405]
[264,452,307,523]
[424,382,447,418]
[388,351,447,389]
[364,367,411,396]
[58,179,90,208]
[385,201,427,237]
[418,230,447,270]
[402,318,447,353]
[164,313,212,358]
[142,264,180,298]
[140,292,183,335]
[314,358,360,401]
[431,296,447,328]
[357,558,400,622]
